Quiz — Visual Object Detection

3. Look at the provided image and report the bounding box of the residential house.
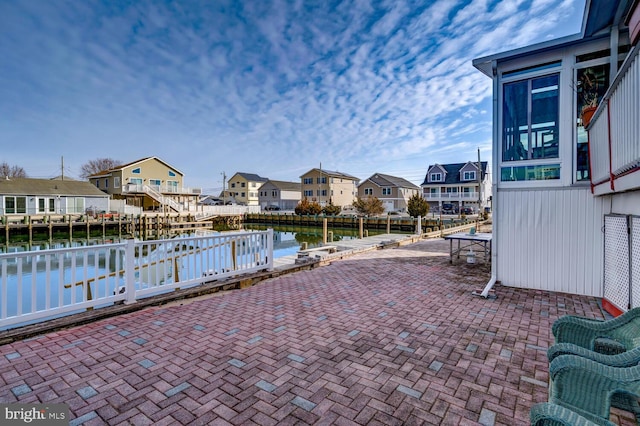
[88,157,200,213]
[357,173,420,212]
[300,168,359,207]
[0,177,109,215]
[258,180,301,210]
[227,173,268,206]
[421,162,491,213]
[473,0,640,315]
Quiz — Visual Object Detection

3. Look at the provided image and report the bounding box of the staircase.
[142,185,183,212]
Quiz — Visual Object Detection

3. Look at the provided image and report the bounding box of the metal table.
[443,232,492,263]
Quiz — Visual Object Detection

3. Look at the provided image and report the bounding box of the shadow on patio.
[0,237,635,425]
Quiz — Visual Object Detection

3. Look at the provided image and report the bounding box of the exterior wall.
[358,183,418,212]
[300,170,357,207]
[496,187,607,297]
[229,175,263,206]
[0,195,109,215]
[258,183,301,210]
[121,160,184,192]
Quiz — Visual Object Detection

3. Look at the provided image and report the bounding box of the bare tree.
[0,162,27,178]
[80,158,122,179]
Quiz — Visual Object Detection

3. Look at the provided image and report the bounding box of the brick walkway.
[0,238,634,425]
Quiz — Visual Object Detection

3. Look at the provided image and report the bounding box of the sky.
[1,0,586,194]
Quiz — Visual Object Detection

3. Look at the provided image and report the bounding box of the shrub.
[322,202,342,216]
[353,196,385,216]
[295,198,322,215]
[407,193,429,218]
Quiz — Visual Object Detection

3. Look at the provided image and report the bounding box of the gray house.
[0,178,110,215]
[421,162,491,213]
[357,173,420,213]
[258,180,301,211]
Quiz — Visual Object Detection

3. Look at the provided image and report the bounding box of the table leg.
[449,239,453,263]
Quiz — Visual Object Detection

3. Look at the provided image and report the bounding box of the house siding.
[496,187,607,296]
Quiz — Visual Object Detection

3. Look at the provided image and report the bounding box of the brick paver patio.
[0,238,635,425]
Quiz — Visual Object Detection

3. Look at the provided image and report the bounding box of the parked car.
[460,207,474,215]
[264,205,280,211]
[441,203,458,214]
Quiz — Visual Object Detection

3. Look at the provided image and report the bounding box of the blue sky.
[1,0,585,194]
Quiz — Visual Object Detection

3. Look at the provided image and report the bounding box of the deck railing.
[589,43,640,195]
[0,230,273,330]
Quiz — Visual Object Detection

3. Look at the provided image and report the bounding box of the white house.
[420,162,491,213]
[473,0,640,316]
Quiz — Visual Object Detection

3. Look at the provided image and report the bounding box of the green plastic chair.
[552,307,640,354]
[530,402,616,426]
[549,354,640,422]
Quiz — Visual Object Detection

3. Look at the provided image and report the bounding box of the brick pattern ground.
[0,238,635,425]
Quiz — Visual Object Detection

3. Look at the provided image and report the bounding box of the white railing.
[589,43,640,194]
[193,205,261,220]
[0,230,273,330]
[122,184,201,196]
[423,192,479,200]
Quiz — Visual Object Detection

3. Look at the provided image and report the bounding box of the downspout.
[475,60,499,298]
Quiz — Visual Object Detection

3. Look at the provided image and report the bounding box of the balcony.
[424,192,480,201]
[122,183,202,195]
[588,43,640,196]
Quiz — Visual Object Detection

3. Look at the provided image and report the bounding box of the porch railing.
[589,43,640,195]
[0,230,273,330]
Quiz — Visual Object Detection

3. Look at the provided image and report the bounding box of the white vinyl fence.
[0,230,273,330]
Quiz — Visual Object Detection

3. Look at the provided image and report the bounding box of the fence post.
[267,229,274,271]
[124,239,137,305]
[416,216,422,235]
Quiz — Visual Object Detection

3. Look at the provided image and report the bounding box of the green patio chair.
[549,354,640,422]
[552,307,640,355]
[548,343,640,367]
[530,402,616,426]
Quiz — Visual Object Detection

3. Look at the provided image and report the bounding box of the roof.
[359,173,420,189]
[421,162,488,186]
[473,0,631,77]
[301,168,359,181]
[231,172,268,183]
[260,180,301,191]
[88,157,183,178]
[0,178,108,197]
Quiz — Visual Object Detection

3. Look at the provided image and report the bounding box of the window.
[241,182,246,188]
[317,177,327,184]
[304,190,313,197]
[5,196,26,214]
[303,178,313,184]
[149,179,161,188]
[382,188,392,195]
[167,180,178,192]
[272,190,277,197]
[501,164,560,181]
[132,168,141,174]
[241,192,245,197]
[104,179,109,188]
[168,170,176,177]
[114,177,120,188]
[251,182,256,187]
[231,183,236,188]
[48,198,55,213]
[317,190,327,196]
[364,188,373,195]
[430,173,442,182]
[502,74,559,163]
[575,64,609,181]
[130,178,142,185]
[463,171,476,181]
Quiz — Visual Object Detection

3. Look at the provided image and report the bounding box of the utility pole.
[61,156,64,180]
[221,172,226,204]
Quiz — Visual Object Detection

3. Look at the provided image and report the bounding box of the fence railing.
[0,230,273,330]
[589,43,640,194]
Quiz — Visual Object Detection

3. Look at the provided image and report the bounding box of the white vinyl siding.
[495,187,607,296]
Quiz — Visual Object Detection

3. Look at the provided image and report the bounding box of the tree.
[322,201,341,216]
[80,158,122,179]
[295,198,322,215]
[352,196,385,216]
[407,193,429,218]
[0,162,27,178]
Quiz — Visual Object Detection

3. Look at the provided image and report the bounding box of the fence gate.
[603,214,640,315]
